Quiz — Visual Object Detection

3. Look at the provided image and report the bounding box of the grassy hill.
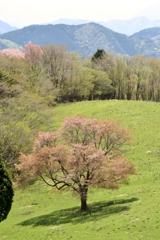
[0,38,21,50]
[1,100,160,240]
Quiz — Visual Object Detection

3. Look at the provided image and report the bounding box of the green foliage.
[1,44,160,102]
[0,69,20,99]
[0,69,16,85]
[0,96,52,168]
[0,155,14,222]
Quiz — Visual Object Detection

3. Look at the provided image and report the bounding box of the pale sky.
[1,0,160,28]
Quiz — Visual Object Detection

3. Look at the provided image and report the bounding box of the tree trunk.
[80,189,88,211]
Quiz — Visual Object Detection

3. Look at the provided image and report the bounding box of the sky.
[1,0,160,28]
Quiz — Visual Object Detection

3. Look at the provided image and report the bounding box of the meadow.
[0,100,160,240]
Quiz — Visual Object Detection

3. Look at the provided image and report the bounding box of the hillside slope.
[0,23,137,57]
[0,100,160,240]
[132,27,160,38]
[1,23,160,58]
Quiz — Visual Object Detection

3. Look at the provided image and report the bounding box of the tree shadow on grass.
[18,197,138,227]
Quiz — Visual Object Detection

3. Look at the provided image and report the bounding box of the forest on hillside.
[1,44,160,170]
[1,44,160,103]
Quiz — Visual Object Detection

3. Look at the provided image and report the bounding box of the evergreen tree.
[0,156,14,222]
[91,49,107,62]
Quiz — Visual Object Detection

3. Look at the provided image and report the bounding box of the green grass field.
[1,100,160,240]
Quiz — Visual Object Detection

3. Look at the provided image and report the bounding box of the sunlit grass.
[1,100,160,239]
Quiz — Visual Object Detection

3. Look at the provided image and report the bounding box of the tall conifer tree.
[0,156,14,222]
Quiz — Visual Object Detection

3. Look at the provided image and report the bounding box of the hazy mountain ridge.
[0,23,137,57]
[1,22,160,58]
[51,17,160,36]
[0,20,18,34]
[102,17,160,36]
[133,27,160,38]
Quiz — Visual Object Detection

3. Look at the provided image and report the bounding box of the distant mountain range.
[1,22,160,58]
[133,27,160,38]
[51,17,160,36]
[0,23,138,57]
[101,17,160,36]
[1,15,160,36]
[0,20,18,34]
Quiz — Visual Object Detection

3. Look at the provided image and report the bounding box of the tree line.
[1,44,160,104]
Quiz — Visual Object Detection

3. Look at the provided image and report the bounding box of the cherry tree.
[0,48,25,58]
[23,43,43,65]
[16,116,135,211]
